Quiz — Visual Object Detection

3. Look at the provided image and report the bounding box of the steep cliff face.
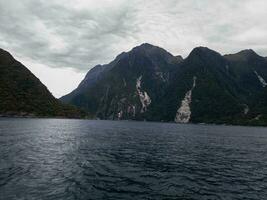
[60,43,182,120]
[175,76,196,123]
[61,44,267,125]
[224,50,267,124]
[152,47,244,123]
[0,48,85,118]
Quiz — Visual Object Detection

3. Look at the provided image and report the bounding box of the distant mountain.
[0,48,85,118]
[61,43,182,120]
[224,49,267,125]
[151,47,245,123]
[60,44,267,125]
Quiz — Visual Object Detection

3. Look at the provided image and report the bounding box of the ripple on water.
[0,118,267,200]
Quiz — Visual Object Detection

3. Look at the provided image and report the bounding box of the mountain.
[61,44,267,125]
[61,43,182,120]
[150,47,245,123]
[224,49,267,125]
[0,48,85,118]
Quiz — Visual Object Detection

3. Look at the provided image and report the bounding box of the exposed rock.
[175,77,197,123]
[254,71,267,87]
[243,104,249,115]
[136,76,152,113]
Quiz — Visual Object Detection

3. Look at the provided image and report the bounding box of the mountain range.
[61,43,267,126]
[0,48,85,118]
[1,44,267,125]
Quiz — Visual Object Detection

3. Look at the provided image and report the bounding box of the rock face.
[61,44,267,126]
[61,43,182,120]
[175,77,196,123]
[136,76,151,113]
[0,48,85,118]
[254,71,267,87]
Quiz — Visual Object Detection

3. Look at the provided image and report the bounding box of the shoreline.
[1,116,266,128]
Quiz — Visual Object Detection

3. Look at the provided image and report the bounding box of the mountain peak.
[128,43,177,64]
[191,46,219,55]
[140,42,154,47]
[132,43,162,52]
[239,48,256,53]
[237,49,258,57]
[192,46,210,51]
[224,49,262,62]
[188,46,222,61]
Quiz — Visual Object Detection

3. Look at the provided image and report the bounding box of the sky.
[1,0,267,97]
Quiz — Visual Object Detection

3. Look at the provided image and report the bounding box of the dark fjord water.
[0,119,267,200]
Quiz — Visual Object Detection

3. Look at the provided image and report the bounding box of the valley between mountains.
[1,43,267,126]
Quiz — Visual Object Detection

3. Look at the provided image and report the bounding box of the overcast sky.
[1,0,267,97]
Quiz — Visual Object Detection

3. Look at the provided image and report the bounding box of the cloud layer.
[1,0,267,96]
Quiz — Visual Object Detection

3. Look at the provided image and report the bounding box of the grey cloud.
[1,0,267,72]
[0,0,139,71]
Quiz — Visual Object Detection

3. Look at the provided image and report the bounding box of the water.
[0,118,267,200]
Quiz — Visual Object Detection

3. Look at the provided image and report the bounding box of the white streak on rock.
[254,115,262,120]
[136,76,151,113]
[117,110,123,120]
[127,105,136,117]
[244,104,249,115]
[254,71,267,87]
[123,78,127,87]
[132,105,136,116]
[175,77,197,123]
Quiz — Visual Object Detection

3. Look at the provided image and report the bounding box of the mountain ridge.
[1,44,267,125]
[0,49,86,118]
[60,44,267,125]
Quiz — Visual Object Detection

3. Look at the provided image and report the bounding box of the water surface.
[0,118,267,199]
